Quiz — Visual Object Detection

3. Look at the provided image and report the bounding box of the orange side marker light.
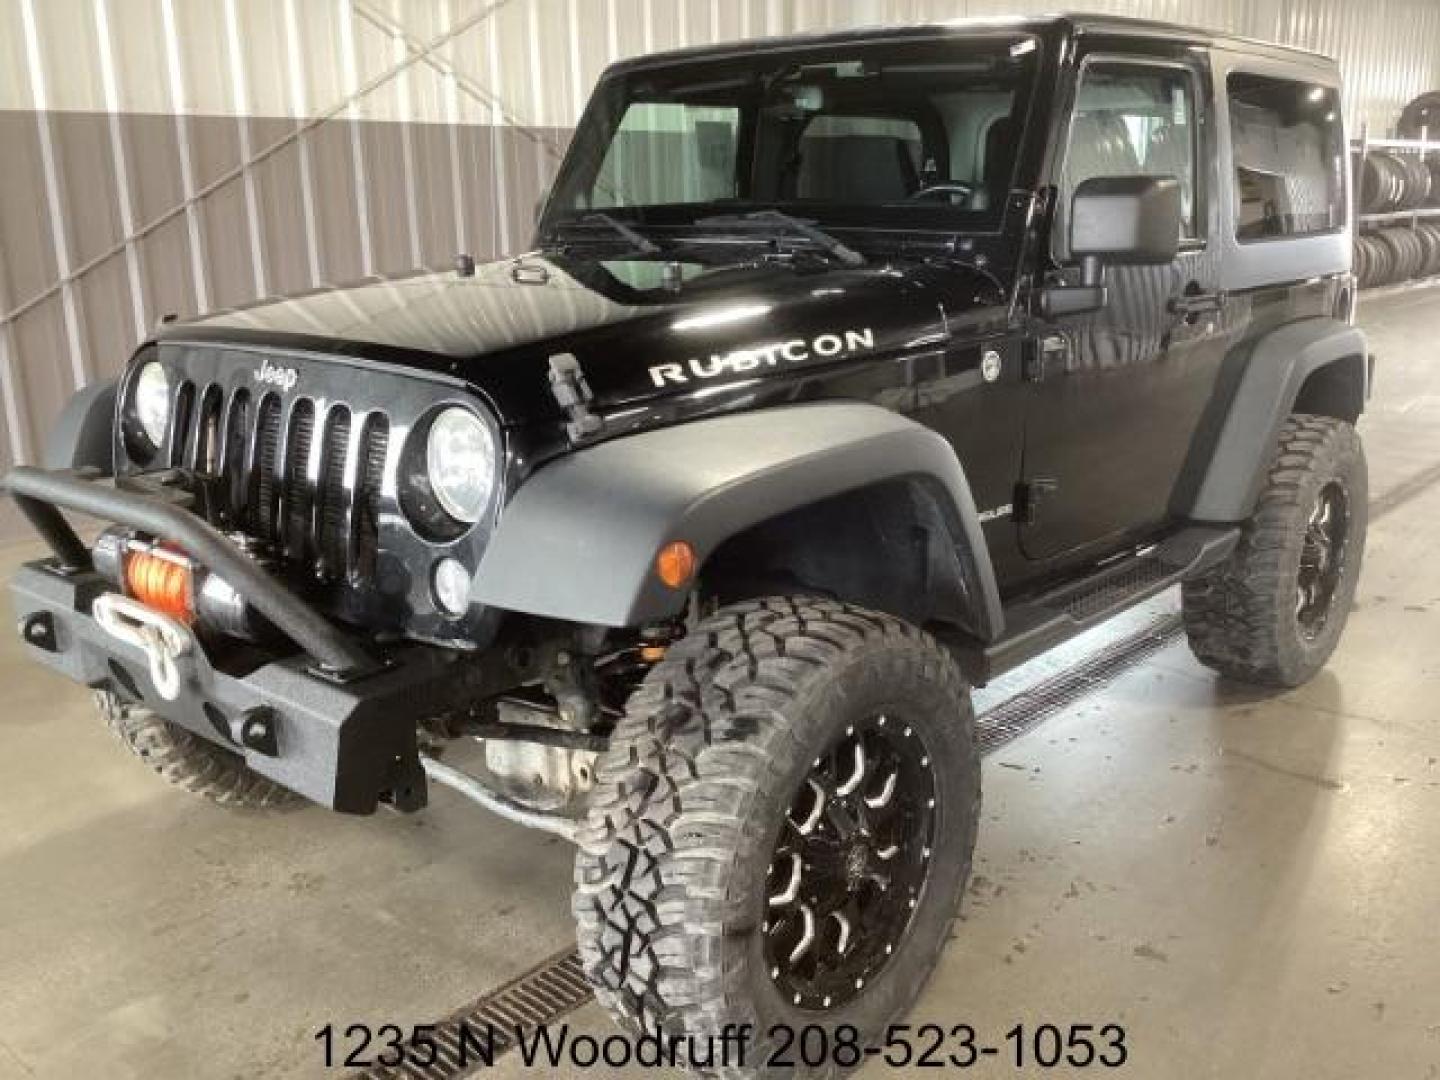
[655,540,697,590]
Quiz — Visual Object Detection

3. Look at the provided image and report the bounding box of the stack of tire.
[1355,99,1440,290]
[1355,223,1440,289]
[1358,150,1436,214]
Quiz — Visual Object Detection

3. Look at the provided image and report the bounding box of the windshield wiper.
[694,209,865,267]
[559,211,660,255]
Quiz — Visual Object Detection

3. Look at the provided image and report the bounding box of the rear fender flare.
[1188,319,1367,522]
[474,402,1004,637]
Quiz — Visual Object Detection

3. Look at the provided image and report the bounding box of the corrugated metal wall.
[3,0,1440,539]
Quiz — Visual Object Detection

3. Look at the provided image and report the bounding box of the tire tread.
[1182,413,1366,686]
[96,690,299,809]
[573,596,975,1060]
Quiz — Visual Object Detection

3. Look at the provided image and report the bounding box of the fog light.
[433,558,471,617]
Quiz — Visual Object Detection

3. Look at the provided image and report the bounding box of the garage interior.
[3,2,1440,1078]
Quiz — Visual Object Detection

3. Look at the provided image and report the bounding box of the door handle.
[1168,289,1226,317]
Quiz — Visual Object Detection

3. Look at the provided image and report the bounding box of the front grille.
[166,379,388,583]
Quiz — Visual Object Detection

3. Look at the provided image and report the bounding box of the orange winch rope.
[124,551,194,624]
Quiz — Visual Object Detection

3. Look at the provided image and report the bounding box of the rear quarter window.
[1227,72,1345,241]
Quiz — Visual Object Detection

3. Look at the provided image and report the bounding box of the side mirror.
[1041,175,1182,317]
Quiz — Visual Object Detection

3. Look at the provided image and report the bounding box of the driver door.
[1020,55,1226,562]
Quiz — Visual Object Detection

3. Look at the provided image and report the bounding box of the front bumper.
[12,561,458,813]
[3,466,464,814]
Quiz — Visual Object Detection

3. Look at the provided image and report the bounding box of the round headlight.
[133,361,171,447]
[426,407,495,524]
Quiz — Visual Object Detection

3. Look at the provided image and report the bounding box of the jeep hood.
[160,252,1007,425]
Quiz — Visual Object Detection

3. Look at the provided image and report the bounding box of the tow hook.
[92,593,192,701]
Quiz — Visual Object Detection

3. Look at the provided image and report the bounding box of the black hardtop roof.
[604,12,1337,77]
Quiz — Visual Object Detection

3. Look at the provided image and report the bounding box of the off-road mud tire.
[573,597,979,1077]
[1182,414,1367,687]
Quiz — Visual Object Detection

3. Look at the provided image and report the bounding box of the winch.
[91,527,271,643]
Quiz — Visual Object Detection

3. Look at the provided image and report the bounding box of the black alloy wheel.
[764,715,935,1011]
[1296,481,1350,641]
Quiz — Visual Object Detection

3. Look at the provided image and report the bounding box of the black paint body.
[4,15,1366,813]
[141,14,1348,631]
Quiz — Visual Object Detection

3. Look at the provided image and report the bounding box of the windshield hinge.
[548,353,603,444]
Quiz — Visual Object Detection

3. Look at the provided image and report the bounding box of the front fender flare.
[44,379,116,474]
[475,402,1003,635]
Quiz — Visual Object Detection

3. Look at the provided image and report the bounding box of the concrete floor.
[2,287,1439,1080]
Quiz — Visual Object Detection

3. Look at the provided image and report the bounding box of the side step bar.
[961,525,1240,685]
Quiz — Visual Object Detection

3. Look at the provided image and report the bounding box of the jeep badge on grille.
[253,359,299,392]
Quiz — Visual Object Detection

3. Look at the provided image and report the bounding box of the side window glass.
[1227,73,1344,240]
[1061,63,1200,241]
[588,103,740,209]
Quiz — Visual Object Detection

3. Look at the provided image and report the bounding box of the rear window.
[1227,72,1345,241]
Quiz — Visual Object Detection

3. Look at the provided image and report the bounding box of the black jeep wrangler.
[6,13,1368,1072]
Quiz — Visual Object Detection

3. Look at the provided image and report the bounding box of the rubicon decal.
[649,328,876,387]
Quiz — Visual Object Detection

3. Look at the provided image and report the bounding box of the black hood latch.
[548,353,604,444]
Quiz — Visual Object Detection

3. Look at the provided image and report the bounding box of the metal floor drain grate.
[353,612,1185,1078]
[352,948,590,1079]
[976,613,1183,755]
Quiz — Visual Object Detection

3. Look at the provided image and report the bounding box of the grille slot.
[251,394,283,539]
[316,407,351,578]
[167,381,195,467]
[190,385,223,473]
[222,388,251,525]
[353,415,388,582]
[281,399,315,561]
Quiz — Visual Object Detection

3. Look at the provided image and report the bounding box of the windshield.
[541,34,1040,243]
